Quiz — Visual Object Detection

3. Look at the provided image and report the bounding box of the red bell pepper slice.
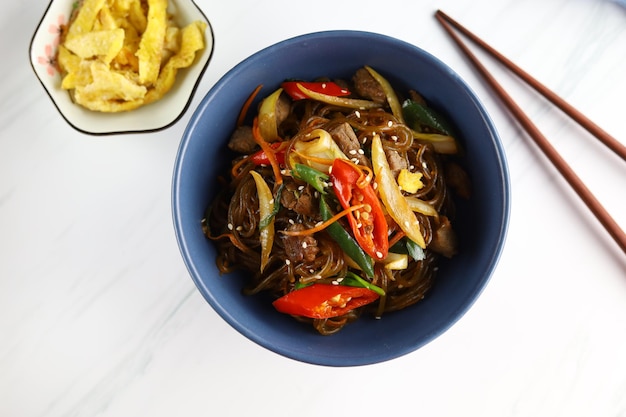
[330,158,389,260]
[272,283,379,319]
[281,81,351,101]
[249,142,286,166]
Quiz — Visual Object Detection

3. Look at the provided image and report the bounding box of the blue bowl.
[172,30,510,366]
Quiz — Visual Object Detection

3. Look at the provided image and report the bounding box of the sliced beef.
[282,223,319,263]
[408,89,427,105]
[329,122,368,166]
[428,216,457,258]
[280,182,317,218]
[385,148,408,177]
[445,162,472,199]
[275,93,292,127]
[352,68,386,104]
[228,125,257,154]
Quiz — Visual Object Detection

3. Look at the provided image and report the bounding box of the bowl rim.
[172,29,511,366]
[28,0,215,136]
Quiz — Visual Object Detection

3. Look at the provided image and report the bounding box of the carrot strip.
[231,155,252,178]
[291,149,335,167]
[237,84,263,127]
[252,117,283,186]
[281,204,365,237]
[387,229,406,248]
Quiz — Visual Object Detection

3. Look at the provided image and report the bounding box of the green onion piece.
[259,183,283,229]
[390,237,426,262]
[342,271,385,297]
[404,238,426,261]
[319,196,375,278]
[292,163,329,195]
[402,99,454,136]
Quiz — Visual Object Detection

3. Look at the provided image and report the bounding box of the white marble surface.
[2,0,626,415]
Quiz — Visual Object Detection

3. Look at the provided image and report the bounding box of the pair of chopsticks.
[435,10,626,255]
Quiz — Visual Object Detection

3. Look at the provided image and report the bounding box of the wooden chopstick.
[435,10,626,162]
[435,10,626,254]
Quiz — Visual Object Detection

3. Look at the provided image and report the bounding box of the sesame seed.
[298,185,305,191]
[227,223,234,231]
[315,221,323,227]
[349,149,357,155]
[289,219,295,225]
[351,158,360,164]
[332,280,339,285]
[355,110,361,118]
[328,166,333,174]
[236,226,243,231]
[285,259,291,265]
[387,120,393,127]
[409,165,415,170]
[336,277,344,283]
[302,242,308,249]
[391,135,398,141]
[362,137,368,144]
[376,251,383,258]
[373,182,378,190]
[269,199,274,205]
[358,149,365,155]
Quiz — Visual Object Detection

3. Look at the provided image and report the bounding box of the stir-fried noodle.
[203,67,469,335]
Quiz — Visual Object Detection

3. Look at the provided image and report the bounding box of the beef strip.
[227,92,291,154]
[280,182,317,218]
[385,148,408,177]
[445,162,472,200]
[275,92,292,127]
[227,125,257,154]
[352,68,386,104]
[329,122,368,166]
[281,223,319,263]
[428,216,457,258]
[408,89,427,105]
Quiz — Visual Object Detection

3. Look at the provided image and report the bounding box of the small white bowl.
[29,0,214,135]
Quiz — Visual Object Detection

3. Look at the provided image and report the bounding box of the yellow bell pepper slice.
[371,135,426,248]
[249,171,275,272]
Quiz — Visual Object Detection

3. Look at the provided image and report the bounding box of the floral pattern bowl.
[29,0,214,135]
